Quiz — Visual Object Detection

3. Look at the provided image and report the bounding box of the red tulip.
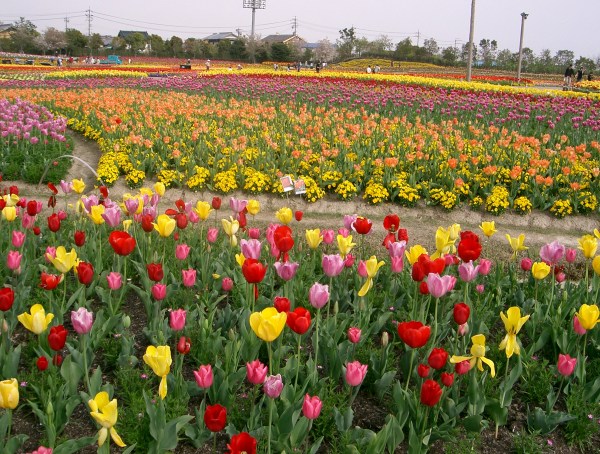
[211,196,222,210]
[76,261,94,286]
[0,287,15,311]
[382,232,396,248]
[53,354,63,366]
[441,372,454,387]
[147,263,164,282]
[428,348,449,370]
[383,214,400,232]
[417,364,430,378]
[204,404,227,432]
[99,186,109,198]
[108,231,136,256]
[141,214,154,233]
[398,228,409,243]
[453,303,471,325]
[37,356,49,371]
[175,213,188,230]
[241,258,267,284]
[411,262,426,282]
[47,182,58,194]
[286,307,311,335]
[48,325,68,351]
[33,226,41,236]
[177,336,191,355]
[226,432,257,454]
[26,200,38,216]
[74,230,86,247]
[419,281,429,295]
[457,231,482,262]
[273,225,294,261]
[420,379,443,406]
[352,216,372,235]
[47,213,61,232]
[273,296,291,313]
[294,210,303,221]
[40,272,62,290]
[397,321,431,348]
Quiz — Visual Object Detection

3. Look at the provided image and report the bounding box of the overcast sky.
[2,0,598,60]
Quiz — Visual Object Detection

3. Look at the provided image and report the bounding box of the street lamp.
[517,12,528,82]
[466,0,476,82]
[243,0,266,63]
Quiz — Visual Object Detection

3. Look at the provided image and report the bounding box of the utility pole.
[516,12,528,82]
[242,0,266,63]
[416,30,420,47]
[292,16,297,36]
[466,0,476,81]
[86,8,93,56]
[64,17,69,33]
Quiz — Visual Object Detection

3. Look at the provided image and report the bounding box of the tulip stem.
[582,332,588,384]
[313,308,321,384]
[213,432,217,454]
[82,334,92,395]
[405,349,415,392]
[267,398,273,454]
[294,335,302,389]
[430,298,440,349]
[267,341,273,376]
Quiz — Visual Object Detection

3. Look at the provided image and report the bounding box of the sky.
[2,0,598,60]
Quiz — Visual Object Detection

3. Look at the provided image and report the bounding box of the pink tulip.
[263,374,283,398]
[557,354,577,376]
[322,254,345,277]
[248,228,261,239]
[478,258,492,275]
[60,180,73,194]
[7,250,22,270]
[345,361,368,386]
[29,446,53,454]
[520,257,533,271]
[476,284,485,293]
[106,272,122,290]
[338,228,350,238]
[322,229,335,244]
[347,327,361,344]
[444,254,457,266]
[12,231,25,248]
[151,283,167,300]
[194,364,213,388]
[458,261,480,282]
[246,359,268,385]
[573,314,587,335]
[71,307,94,334]
[22,213,35,229]
[390,256,404,273]
[169,309,187,331]
[182,269,196,288]
[454,360,471,375]
[565,248,577,263]
[124,197,139,215]
[101,206,121,227]
[388,241,406,258]
[175,244,191,260]
[240,239,262,260]
[57,210,67,221]
[344,254,355,268]
[207,228,218,243]
[555,272,566,283]
[458,322,469,337]
[427,273,457,298]
[357,260,368,278]
[188,211,199,224]
[540,240,565,265]
[229,197,247,214]
[302,394,323,419]
[45,246,56,263]
[274,261,299,281]
[221,277,233,292]
[343,214,357,230]
[309,283,329,309]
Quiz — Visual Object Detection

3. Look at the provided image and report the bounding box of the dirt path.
[6,131,600,256]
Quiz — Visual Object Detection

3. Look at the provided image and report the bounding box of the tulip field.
[1,63,600,453]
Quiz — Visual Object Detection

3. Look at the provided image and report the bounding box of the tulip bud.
[458,322,469,337]
[122,315,131,329]
[381,331,389,348]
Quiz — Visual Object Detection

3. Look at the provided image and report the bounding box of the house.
[0,23,15,40]
[117,30,151,52]
[262,34,306,46]
[203,32,238,44]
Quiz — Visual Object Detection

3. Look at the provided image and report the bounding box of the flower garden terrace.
[1,70,600,217]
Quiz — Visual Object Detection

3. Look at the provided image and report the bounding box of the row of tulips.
[0,177,599,452]
[2,75,600,215]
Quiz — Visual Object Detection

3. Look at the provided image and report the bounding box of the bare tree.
[43,27,66,54]
[315,38,336,62]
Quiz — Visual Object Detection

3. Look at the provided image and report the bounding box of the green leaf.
[333,406,353,432]
[526,407,576,435]
[307,436,323,454]
[584,376,600,401]
[462,415,483,433]
[5,434,28,454]
[374,370,397,400]
[53,437,97,454]
[289,415,309,446]
[158,415,194,451]
[485,398,508,426]
[1,345,21,377]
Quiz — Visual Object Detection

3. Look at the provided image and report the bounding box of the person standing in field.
[205,59,211,71]
[564,64,575,90]
[576,67,584,83]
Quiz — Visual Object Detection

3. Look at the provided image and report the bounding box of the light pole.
[466,0,476,81]
[517,12,528,82]
[243,0,266,63]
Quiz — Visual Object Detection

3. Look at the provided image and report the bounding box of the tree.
[12,17,39,53]
[354,37,370,57]
[217,40,232,59]
[166,36,183,57]
[554,49,574,68]
[43,27,66,54]
[459,42,477,65]
[394,38,414,61]
[124,32,147,54]
[183,38,200,58]
[336,27,356,60]
[441,46,459,66]
[89,33,104,54]
[495,49,516,69]
[478,39,497,66]
[315,38,336,62]
[270,42,291,62]
[111,36,126,53]
[422,38,439,57]
[65,28,88,56]
[575,56,596,72]
[230,38,247,61]
[149,34,165,56]
[534,49,555,73]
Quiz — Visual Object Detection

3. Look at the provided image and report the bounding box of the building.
[262,34,306,46]
[203,32,238,44]
[117,30,151,53]
[0,24,15,40]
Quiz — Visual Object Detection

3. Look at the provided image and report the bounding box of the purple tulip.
[71,307,94,334]
[322,254,345,277]
[240,239,262,260]
[273,261,299,281]
[309,282,329,309]
[263,374,283,398]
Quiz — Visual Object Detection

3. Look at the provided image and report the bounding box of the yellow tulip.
[72,179,86,194]
[506,234,528,260]
[405,244,428,265]
[576,304,599,330]
[249,307,287,342]
[594,228,600,239]
[154,182,166,196]
[448,223,461,241]
[122,219,132,231]
[499,307,530,358]
[236,253,246,267]
[139,187,153,197]
[89,204,106,225]
[247,200,260,216]
[122,194,143,215]
[153,214,176,238]
[49,246,78,273]
[479,221,497,238]
[593,256,600,276]
[17,304,54,334]
[450,333,496,377]
[221,216,240,247]
[431,226,455,259]
[2,194,20,207]
[358,256,386,297]
[0,378,19,409]
[276,207,293,225]
[143,345,172,399]
[578,234,598,259]
[88,391,126,448]
[2,206,17,222]
[194,201,212,221]
[305,229,323,249]
[531,261,551,280]
[336,234,356,259]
